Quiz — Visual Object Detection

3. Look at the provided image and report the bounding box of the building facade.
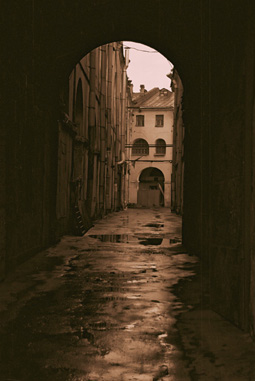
[126,86,174,208]
[56,42,130,236]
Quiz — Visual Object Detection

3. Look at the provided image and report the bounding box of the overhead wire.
[123,45,173,68]
[123,45,159,53]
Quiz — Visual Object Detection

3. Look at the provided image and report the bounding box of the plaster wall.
[131,109,173,145]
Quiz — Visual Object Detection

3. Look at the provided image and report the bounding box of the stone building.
[169,68,184,214]
[56,42,130,236]
[126,85,174,208]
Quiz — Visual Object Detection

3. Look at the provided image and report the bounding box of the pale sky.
[124,41,173,92]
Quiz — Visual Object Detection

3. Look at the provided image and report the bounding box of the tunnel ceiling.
[4,0,203,90]
[3,0,248,121]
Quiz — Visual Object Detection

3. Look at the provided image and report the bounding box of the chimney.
[140,84,145,93]
[128,80,133,95]
[160,88,168,96]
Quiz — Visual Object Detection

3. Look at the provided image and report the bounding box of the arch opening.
[137,167,165,207]
[63,40,181,216]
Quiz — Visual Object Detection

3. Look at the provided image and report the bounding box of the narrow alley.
[3,2,255,380]
[1,208,255,380]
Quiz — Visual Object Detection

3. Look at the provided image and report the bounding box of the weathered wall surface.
[67,43,129,219]
[0,114,6,279]
[171,70,184,214]
[207,2,250,330]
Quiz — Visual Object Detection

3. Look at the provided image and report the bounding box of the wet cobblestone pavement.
[1,208,255,380]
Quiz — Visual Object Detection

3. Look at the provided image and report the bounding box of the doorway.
[137,167,165,207]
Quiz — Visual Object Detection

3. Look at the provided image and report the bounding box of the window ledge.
[154,153,166,156]
[132,154,149,157]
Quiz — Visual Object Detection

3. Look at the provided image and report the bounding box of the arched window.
[132,139,149,155]
[155,139,166,155]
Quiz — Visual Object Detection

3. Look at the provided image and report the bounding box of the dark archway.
[2,1,255,335]
[138,167,165,207]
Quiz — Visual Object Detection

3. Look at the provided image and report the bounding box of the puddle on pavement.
[80,327,95,342]
[88,234,181,246]
[89,234,130,243]
[144,223,164,228]
[139,238,180,245]
[139,238,163,245]
[100,295,128,301]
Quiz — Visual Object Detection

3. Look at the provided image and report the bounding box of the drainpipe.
[99,45,106,212]
[106,44,113,210]
[88,49,96,217]
[121,47,129,206]
[114,49,119,210]
[117,151,125,165]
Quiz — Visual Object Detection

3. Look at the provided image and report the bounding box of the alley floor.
[0,208,255,380]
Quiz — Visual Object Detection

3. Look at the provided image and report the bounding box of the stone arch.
[4,1,253,334]
[138,167,165,207]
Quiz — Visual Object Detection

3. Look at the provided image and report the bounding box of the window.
[132,139,149,155]
[155,114,164,127]
[136,115,144,126]
[155,139,166,155]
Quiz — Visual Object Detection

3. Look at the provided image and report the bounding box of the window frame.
[132,139,149,156]
[155,139,166,155]
[136,114,145,127]
[155,114,164,127]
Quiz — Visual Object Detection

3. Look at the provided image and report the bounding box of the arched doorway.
[138,167,165,207]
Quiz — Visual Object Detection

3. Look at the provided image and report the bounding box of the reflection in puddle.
[100,295,127,301]
[88,234,181,246]
[126,279,147,284]
[89,234,130,243]
[144,223,164,228]
[158,332,175,352]
[80,327,95,343]
[158,332,168,339]
[139,238,163,246]
[170,238,179,243]
[125,322,138,331]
